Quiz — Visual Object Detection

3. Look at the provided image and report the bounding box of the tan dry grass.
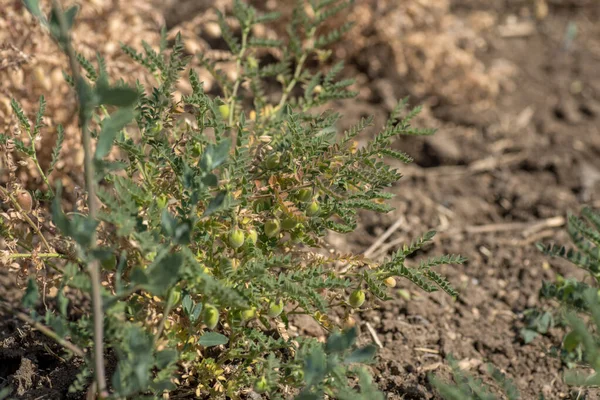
[1,0,514,190]
[0,0,163,191]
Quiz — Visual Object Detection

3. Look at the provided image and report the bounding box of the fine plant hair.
[0,0,466,398]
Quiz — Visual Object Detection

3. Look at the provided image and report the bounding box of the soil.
[340,1,600,398]
[2,0,600,399]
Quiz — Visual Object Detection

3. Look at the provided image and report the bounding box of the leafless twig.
[365,322,383,349]
[363,216,405,258]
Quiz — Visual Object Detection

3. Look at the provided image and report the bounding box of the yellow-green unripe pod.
[247,56,259,69]
[291,369,304,382]
[228,228,245,249]
[241,307,257,321]
[349,289,365,308]
[254,376,268,393]
[306,200,320,216]
[296,188,313,203]
[264,218,281,238]
[157,194,168,209]
[253,197,272,212]
[101,254,117,271]
[281,216,297,230]
[247,228,258,245]
[268,299,284,318]
[203,305,219,329]
[265,153,281,170]
[218,104,230,119]
[169,287,182,305]
[290,229,305,244]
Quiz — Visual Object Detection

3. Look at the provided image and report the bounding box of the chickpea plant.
[430,356,521,400]
[0,0,466,398]
[535,207,600,387]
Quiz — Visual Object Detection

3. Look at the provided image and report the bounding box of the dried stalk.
[50,1,107,396]
[0,301,86,358]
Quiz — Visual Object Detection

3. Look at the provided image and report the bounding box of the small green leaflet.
[49,5,79,44]
[23,0,46,22]
[52,185,99,248]
[0,387,12,400]
[198,332,228,347]
[325,327,357,353]
[344,345,377,364]
[95,108,134,160]
[203,191,228,217]
[96,84,138,108]
[160,210,190,245]
[132,253,183,297]
[303,347,327,388]
[200,139,231,171]
[182,295,202,323]
[22,277,39,308]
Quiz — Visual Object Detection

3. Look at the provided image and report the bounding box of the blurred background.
[1,0,599,398]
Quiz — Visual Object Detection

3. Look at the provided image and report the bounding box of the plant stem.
[99,104,151,188]
[0,186,53,252]
[4,238,64,273]
[275,52,308,112]
[0,301,85,358]
[50,1,107,397]
[25,129,54,197]
[228,27,250,127]
[9,252,65,259]
[153,293,175,342]
[273,27,316,116]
